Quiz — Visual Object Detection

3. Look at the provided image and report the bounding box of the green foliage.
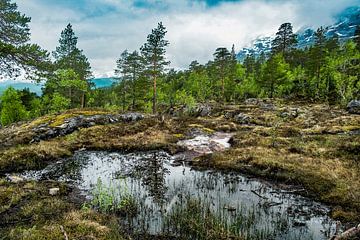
[0,0,50,79]
[90,178,138,216]
[44,69,88,111]
[48,92,71,113]
[0,87,28,125]
[259,53,291,98]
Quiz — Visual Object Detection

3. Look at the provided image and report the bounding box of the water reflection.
[21,150,338,239]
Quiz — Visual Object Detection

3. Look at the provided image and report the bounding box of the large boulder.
[347,100,360,114]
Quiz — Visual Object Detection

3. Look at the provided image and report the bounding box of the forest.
[0,0,359,125]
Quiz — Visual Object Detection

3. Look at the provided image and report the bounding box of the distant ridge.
[0,78,117,96]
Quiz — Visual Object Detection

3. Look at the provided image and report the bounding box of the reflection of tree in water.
[133,152,170,204]
[40,153,88,182]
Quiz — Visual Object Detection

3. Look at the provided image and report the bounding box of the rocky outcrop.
[31,113,144,143]
[347,100,360,114]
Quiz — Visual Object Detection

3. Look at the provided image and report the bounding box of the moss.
[0,142,72,174]
[0,180,127,240]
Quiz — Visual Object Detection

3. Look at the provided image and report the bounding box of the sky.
[17,0,360,78]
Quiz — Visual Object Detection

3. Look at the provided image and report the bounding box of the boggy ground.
[0,99,359,239]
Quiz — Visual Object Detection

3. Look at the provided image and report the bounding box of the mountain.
[237,6,360,61]
[0,80,43,96]
[91,78,117,88]
[0,78,117,96]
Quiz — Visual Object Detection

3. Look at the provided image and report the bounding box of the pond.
[20,149,338,239]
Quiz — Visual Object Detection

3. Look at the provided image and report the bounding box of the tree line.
[0,0,359,125]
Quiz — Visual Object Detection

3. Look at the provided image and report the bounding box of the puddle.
[21,150,338,239]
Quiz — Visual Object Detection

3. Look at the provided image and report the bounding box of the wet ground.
[18,132,339,239]
[20,153,338,239]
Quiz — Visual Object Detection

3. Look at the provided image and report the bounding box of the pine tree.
[272,23,297,57]
[53,24,91,80]
[52,23,91,108]
[354,25,360,51]
[0,0,49,78]
[243,54,256,76]
[140,22,169,114]
[115,50,144,110]
[308,27,327,96]
[260,53,290,98]
[115,50,130,111]
[213,47,231,102]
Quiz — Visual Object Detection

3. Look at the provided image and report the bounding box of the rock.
[119,112,144,122]
[188,104,212,117]
[197,104,212,117]
[245,98,261,105]
[260,103,275,111]
[279,108,299,119]
[224,111,237,119]
[234,113,251,124]
[6,175,24,183]
[31,113,144,143]
[347,100,360,114]
[49,187,60,196]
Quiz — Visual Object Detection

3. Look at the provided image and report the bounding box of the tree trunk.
[222,76,225,104]
[153,75,157,114]
[80,92,85,108]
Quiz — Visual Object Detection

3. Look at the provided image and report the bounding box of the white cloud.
[17,0,359,77]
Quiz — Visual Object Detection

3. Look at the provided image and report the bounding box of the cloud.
[17,0,359,77]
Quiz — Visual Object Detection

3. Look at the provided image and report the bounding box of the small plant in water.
[90,177,138,216]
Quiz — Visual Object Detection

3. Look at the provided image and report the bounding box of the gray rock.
[31,113,144,143]
[260,103,276,111]
[224,111,237,119]
[119,112,144,122]
[279,108,299,119]
[234,113,251,124]
[245,98,261,105]
[49,187,60,196]
[6,175,24,183]
[347,100,360,114]
[189,104,212,117]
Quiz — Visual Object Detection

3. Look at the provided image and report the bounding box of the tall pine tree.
[140,22,169,114]
[272,23,297,58]
[115,50,145,110]
[213,47,231,102]
[52,23,92,107]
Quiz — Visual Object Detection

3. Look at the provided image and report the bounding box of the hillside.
[237,6,360,60]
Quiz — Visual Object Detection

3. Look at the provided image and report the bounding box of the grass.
[89,178,138,216]
[0,179,127,239]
